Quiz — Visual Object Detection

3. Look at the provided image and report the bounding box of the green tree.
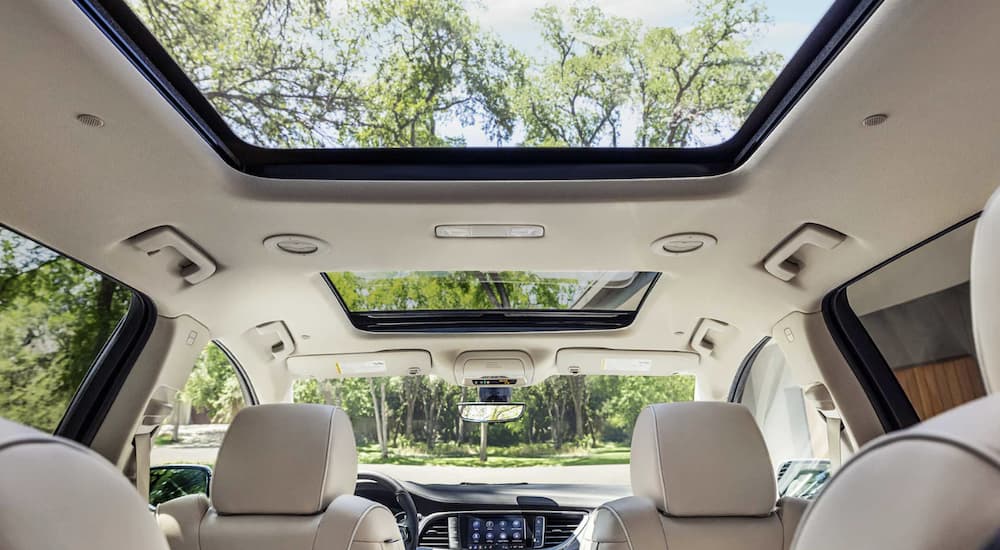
[347,0,525,146]
[519,0,780,146]
[0,230,130,432]
[590,375,696,440]
[127,0,364,147]
[631,0,781,146]
[519,4,635,146]
[181,344,244,423]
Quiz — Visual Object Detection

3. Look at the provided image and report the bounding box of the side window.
[151,343,247,468]
[0,228,132,432]
[739,340,831,499]
[844,220,985,420]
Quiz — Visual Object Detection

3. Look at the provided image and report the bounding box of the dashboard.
[354,480,627,550]
[419,510,587,550]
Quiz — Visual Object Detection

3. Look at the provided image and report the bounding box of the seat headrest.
[0,418,169,550]
[791,395,1000,550]
[211,404,357,515]
[630,402,776,517]
[971,190,1000,392]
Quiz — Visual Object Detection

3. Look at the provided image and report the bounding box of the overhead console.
[456,351,534,386]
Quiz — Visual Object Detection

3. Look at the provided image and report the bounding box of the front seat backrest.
[580,402,806,550]
[157,403,403,550]
[0,417,170,550]
[790,395,1000,549]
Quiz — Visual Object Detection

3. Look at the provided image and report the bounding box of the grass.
[356,443,630,467]
[154,433,177,445]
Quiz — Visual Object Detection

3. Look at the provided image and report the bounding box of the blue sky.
[470,0,831,60]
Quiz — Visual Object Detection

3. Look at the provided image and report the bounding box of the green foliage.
[127,0,784,148]
[327,271,616,311]
[290,373,695,459]
[180,344,245,423]
[519,4,636,146]
[346,0,526,146]
[589,375,696,440]
[0,229,131,432]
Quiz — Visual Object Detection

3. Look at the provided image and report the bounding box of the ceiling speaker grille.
[76,113,105,128]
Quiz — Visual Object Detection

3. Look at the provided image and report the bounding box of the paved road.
[151,446,630,486]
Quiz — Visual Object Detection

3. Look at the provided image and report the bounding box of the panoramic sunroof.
[123,0,830,149]
[81,0,877,177]
[325,271,659,332]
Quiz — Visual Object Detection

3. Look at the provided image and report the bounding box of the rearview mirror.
[458,402,525,423]
[149,465,212,507]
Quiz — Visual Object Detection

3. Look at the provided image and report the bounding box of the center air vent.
[418,517,451,549]
[540,513,585,547]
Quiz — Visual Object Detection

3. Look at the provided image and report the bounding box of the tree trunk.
[405,400,415,438]
[570,376,586,439]
[380,381,389,458]
[370,379,388,459]
[479,423,488,462]
[171,394,181,442]
[457,387,467,441]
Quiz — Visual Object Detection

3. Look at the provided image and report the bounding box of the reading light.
[435,224,544,238]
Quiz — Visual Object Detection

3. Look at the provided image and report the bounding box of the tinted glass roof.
[122,0,833,150]
[326,271,658,312]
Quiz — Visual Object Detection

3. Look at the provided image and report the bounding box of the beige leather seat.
[789,395,1000,549]
[157,403,403,550]
[580,402,806,550]
[0,417,170,550]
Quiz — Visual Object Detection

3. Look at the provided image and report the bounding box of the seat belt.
[133,430,153,503]
[824,414,843,472]
[804,382,843,472]
[132,386,176,503]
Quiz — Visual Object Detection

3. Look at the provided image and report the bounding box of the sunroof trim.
[322,271,661,333]
[75,0,882,180]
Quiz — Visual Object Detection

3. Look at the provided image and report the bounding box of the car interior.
[1,0,999,549]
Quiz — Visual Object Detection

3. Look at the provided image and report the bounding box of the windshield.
[291,374,695,485]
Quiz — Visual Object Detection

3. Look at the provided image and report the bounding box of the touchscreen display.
[466,515,526,550]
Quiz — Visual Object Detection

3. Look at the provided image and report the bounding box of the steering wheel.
[357,471,419,550]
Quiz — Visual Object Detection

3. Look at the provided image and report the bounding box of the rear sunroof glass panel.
[121,0,835,150]
[326,271,658,313]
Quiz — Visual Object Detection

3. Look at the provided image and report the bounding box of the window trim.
[322,271,660,333]
[729,336,771,403]
[72,0,882,180]
[212,339,259,407]
[56,292,157,444]
[821,214,980,433]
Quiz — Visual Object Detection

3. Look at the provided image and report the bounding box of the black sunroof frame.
[74,0,881,181]
[322,272,660,333]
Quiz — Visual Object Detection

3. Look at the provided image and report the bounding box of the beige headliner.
[1,0,998,401]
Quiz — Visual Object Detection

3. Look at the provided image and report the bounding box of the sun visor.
[555,348,699,376]
[286,350,431,379]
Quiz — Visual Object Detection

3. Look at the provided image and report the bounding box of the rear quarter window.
[843,219,986,420]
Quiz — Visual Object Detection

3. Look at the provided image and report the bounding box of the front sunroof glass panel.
[326,271,657,312]
[123,0,834,149]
